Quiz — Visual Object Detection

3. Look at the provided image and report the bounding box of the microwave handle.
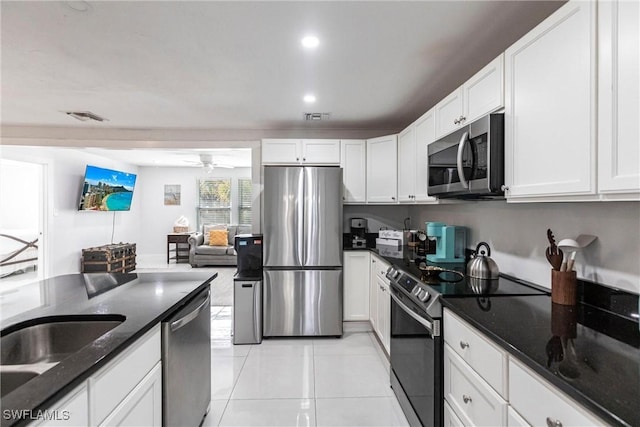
[456,131,469,189]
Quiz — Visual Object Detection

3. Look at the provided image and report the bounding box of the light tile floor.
[204,306,409,427]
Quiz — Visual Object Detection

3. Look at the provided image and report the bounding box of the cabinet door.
[397,125,416,202]
[464,54,504,125]
[504,1,596,198]
[414,108,437,202]
[262,139,302,164]
[509,358,605,427]
[369,256,379,330]
[375,276,387,348]
[507,406,531,427]
[444,399,465,427]
[99,363,162,427]
[30,384,88,427]
[598,0,640,195]
[302,139,341,164]
[366,135,398,203]
[381,279,390,354]
[435,87,464,139]
[343,251,370,321]
[341,140,367,203]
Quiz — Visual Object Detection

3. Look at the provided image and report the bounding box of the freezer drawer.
[233,279,262,344]
[263,269,343,337]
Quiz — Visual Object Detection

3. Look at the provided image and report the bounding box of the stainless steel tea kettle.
[467,242,499,279]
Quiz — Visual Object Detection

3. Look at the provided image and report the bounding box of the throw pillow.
[209,230,229,246]
[203,224,227,245]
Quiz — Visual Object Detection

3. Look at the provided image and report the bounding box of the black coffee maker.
[234,234,263,279]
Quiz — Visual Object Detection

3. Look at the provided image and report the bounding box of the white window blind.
[238,178,252,225]
[198,178,231,226]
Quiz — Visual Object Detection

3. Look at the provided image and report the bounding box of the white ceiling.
[83,148,252,168]
[1,1,564,133]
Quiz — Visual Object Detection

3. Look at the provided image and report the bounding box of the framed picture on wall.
[164,184,181,206]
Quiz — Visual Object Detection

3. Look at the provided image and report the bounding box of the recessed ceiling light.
[301,36,319,49]
[303,94,316,103]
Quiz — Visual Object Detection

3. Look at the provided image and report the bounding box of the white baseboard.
[343,321,372,332]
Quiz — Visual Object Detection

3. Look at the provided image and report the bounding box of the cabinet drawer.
[372,255,390,280]
[444,344,507,427]
[509,359,605,427]
[444,309,508,397]
[444,399,465,427]
[90,325,161,425]
[507,405,530,427]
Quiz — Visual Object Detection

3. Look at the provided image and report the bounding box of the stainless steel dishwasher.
[162,287,211,427]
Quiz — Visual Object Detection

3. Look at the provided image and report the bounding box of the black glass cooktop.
[397,257,547,298]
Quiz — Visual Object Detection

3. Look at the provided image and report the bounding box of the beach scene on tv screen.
[79,166,136,211]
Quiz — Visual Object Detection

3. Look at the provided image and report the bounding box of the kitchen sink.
[0,370,40,397]
[1,314,125,365]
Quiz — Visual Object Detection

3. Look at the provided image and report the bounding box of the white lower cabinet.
[30,385,88,427]
[343,251,370,321]
[509,358,605,427]
[370,254,390,355]
[99,363,162,427]
[507,405,531,427]
[443,344,508,426]
[444,308,607,427]
[444,399,465,427]
[29,325,162,427]
[90,325,161,426]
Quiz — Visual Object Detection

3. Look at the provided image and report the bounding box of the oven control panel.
[387,266,437,311]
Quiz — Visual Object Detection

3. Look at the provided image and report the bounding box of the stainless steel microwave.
[427,112,504,199]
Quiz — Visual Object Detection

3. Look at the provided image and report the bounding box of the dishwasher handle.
[170,291,211,332]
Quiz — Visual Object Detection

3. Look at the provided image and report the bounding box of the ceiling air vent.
[65,111,108,122]
[303,112,331,121]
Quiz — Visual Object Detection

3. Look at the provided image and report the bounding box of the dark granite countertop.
[0,271,217,427]
[344,245,640,425]
[442,295,640,427]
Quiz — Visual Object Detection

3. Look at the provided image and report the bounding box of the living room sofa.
[188,224,251,267]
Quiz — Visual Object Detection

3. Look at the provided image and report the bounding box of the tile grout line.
[312,337,318,427]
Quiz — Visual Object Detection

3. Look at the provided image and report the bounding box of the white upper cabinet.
[366,135,398,203]
[414,108,437,202]
[341,140,367,203]
[301,139,341,164]
[398,108,437,203]
[262,139,340,165]
[398,125,417,202]
[504,1,596,199]
[435,87,465,139]
[597,0,640,197]
[435,54,504,139]
[262,139,302,164]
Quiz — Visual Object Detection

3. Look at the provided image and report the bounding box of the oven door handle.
[390,291,438,337]
[456,131,470,189]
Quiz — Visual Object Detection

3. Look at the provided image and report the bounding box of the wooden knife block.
[551,269,577,305]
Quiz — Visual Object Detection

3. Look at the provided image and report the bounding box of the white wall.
[136,166,252,257]
[0,146,141,277]
[0,159,40,230]
[408,201,640,294]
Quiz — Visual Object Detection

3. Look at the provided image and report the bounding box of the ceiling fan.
[182,153,235,171]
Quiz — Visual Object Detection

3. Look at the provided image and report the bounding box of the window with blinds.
[197,178,231,226]
[238,178,252,225]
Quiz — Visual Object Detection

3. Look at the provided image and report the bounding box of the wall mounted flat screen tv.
[78,165,137,211]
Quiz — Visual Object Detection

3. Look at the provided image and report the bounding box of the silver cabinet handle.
[501,185,509,192]
[463,395,472,404]
[546,417,563,427]
[391,196,396,200]
[303,157,306,161]
[460,115,466,123]
[453,118,460,125]
[456,131,470,189]
[296,157,300,161]
[460,341,469,349]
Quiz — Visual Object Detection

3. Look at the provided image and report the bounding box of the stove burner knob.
[393,271,401,280]
[419,292,431,303]
[412,286,421,296]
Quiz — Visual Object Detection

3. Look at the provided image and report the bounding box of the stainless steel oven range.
[386,266,445,427]
[386,261,547,426]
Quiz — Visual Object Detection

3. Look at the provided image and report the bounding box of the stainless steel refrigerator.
[263,166,343,337]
